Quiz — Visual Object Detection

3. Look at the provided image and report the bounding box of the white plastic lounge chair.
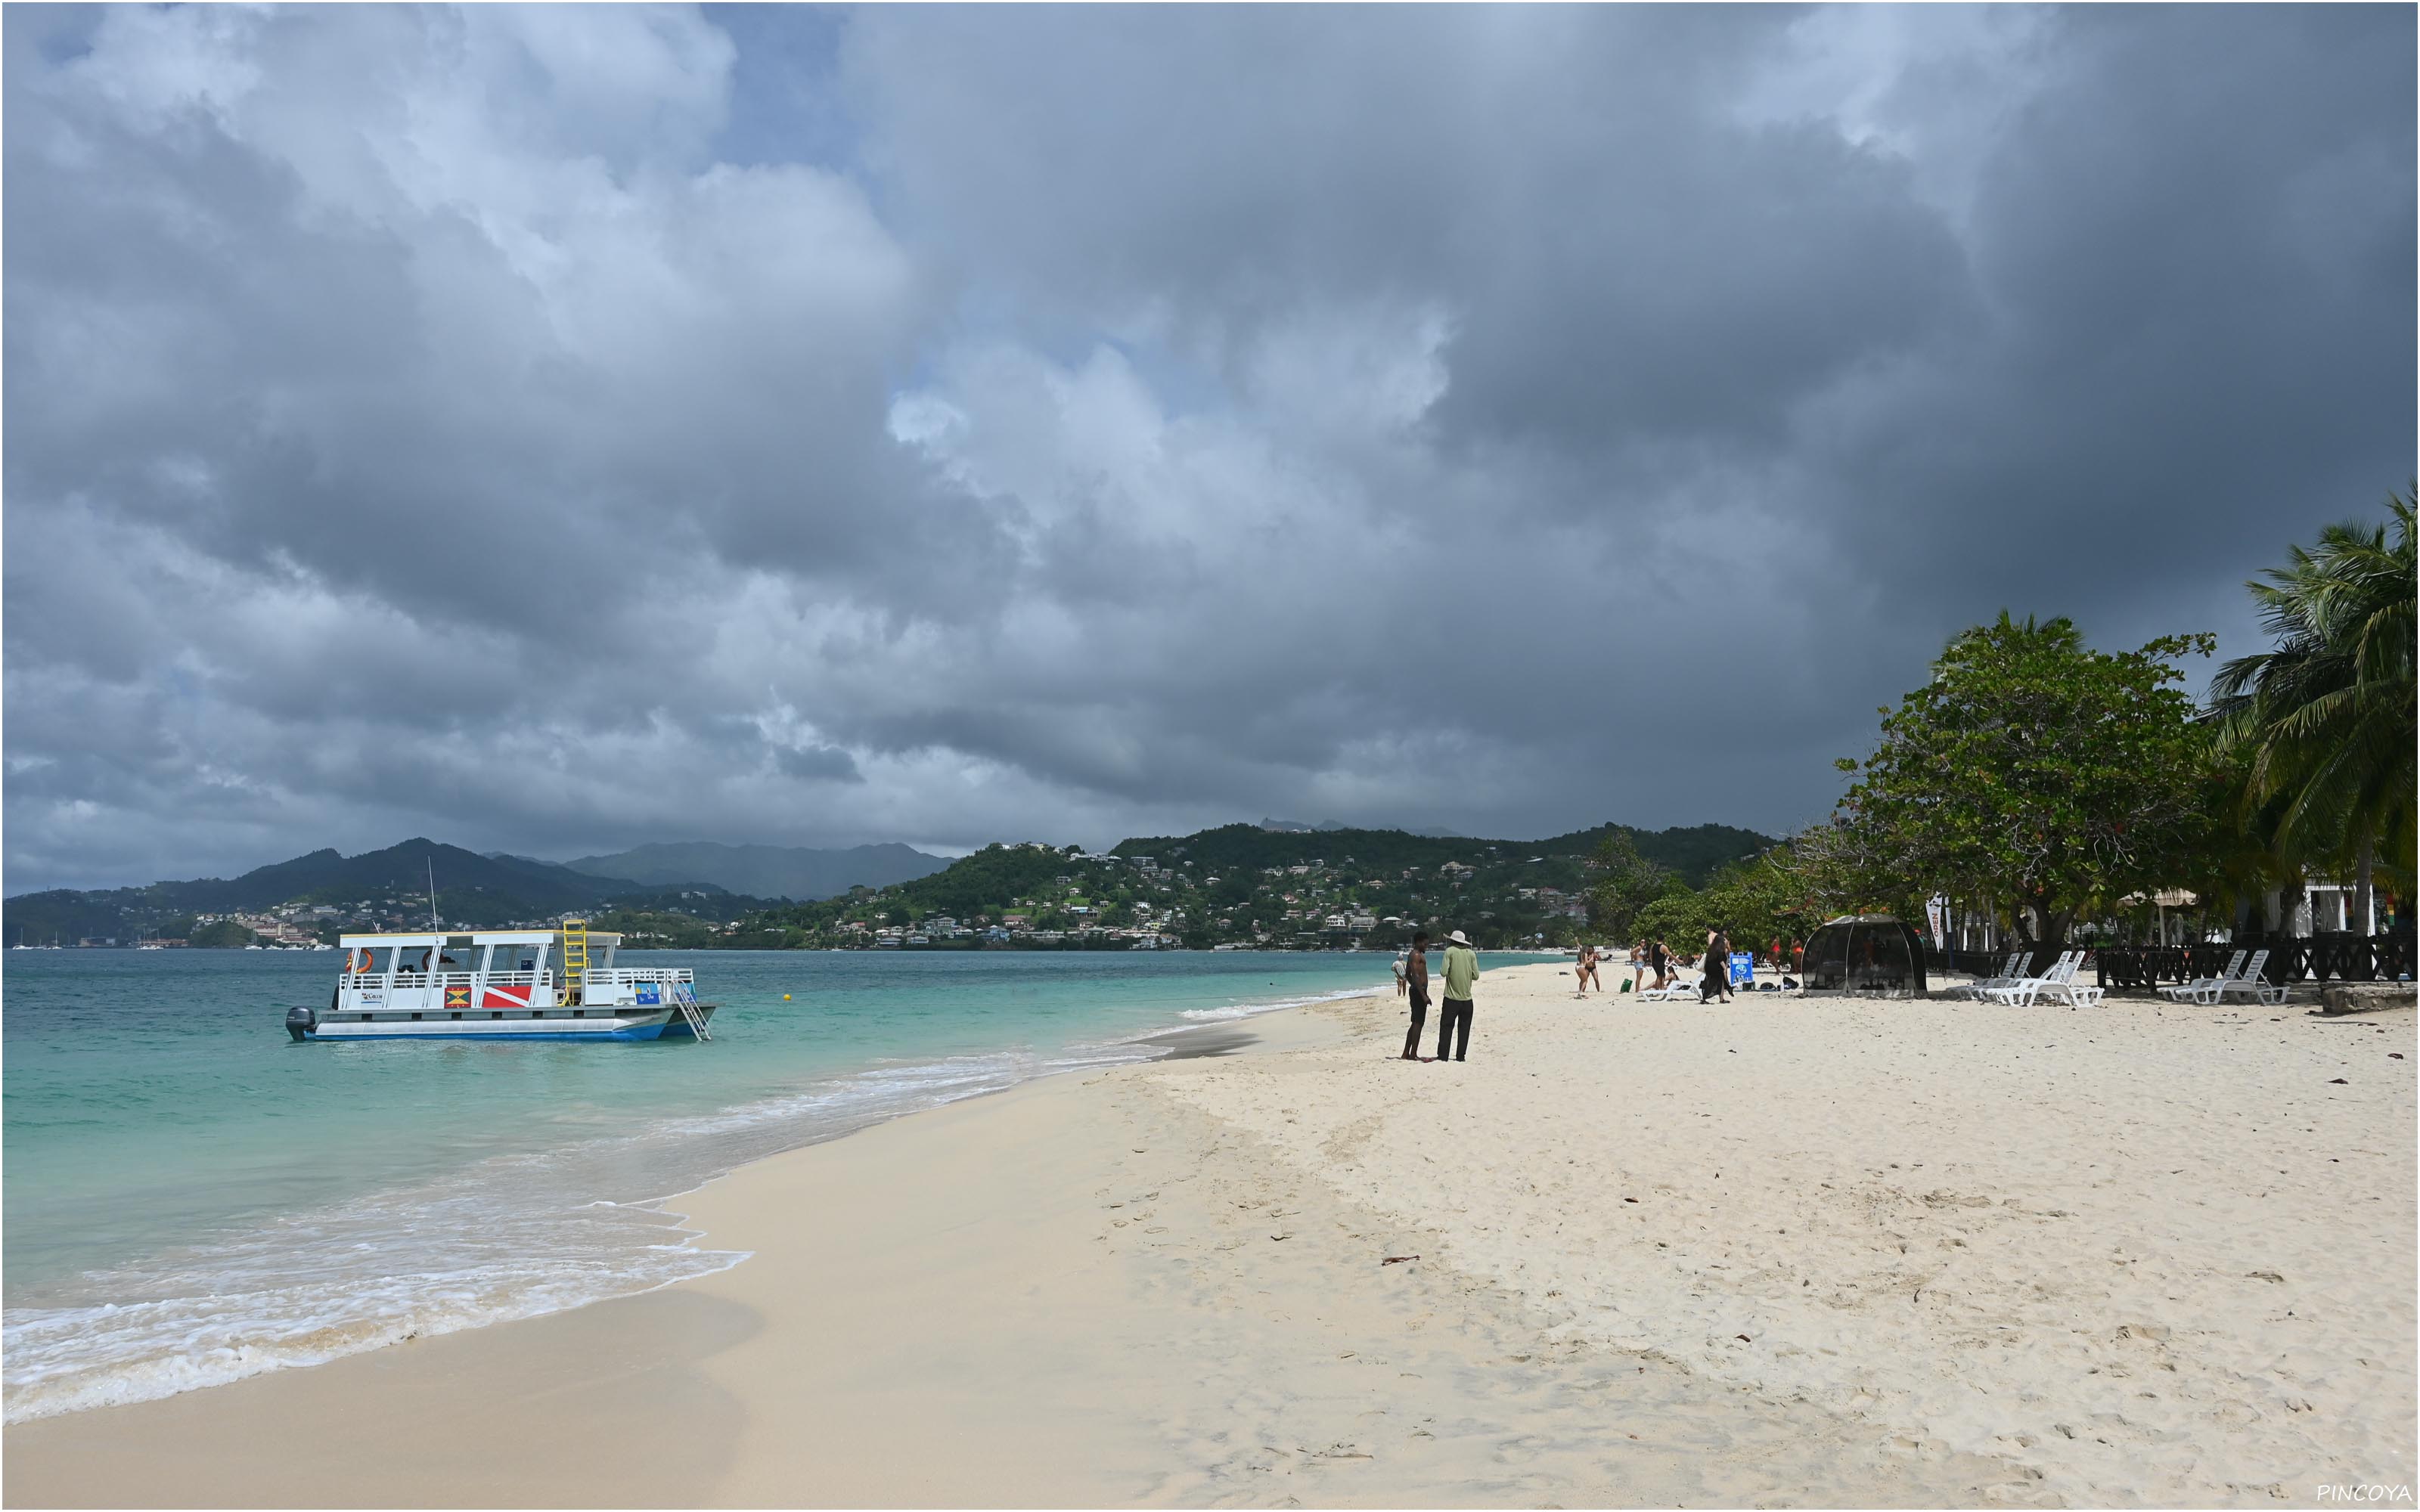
[1985,950,2083,1007]
[2042,954,2107,1009]
[1637,979,1699,1002]
[2160,950,2246,1003]
[2003,948,2081,1006]
[2183,948,2266,1005]
[1975,949,2063,1004]
[1979,950,2058,1005]
[2211,949,2286,1005]
[1947,951,2020,1001]
[1957,950,2032,1001]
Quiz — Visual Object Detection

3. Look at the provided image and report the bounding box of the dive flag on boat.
[482,983,533,1009]
[445,985,472,1009]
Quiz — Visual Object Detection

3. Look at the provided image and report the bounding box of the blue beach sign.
[1729,952,1754,987]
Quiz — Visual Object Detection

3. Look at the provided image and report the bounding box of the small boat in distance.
[285,921,715,1043]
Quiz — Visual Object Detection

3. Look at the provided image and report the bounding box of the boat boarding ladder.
[561,920,588,1005]
[672,980,712,1041]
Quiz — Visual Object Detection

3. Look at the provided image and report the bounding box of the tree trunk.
[2354,830,2375,936]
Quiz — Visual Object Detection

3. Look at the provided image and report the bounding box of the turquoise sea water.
[3,948,1534,1422]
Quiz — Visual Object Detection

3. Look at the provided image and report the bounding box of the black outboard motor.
[286,1005,317,1043]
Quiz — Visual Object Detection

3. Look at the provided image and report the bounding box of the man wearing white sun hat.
[1435,930,1479,1062]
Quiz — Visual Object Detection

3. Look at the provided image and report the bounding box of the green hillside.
[1112,822,1768,889]
[1528,823,1775,887]
[740,820,1774,951]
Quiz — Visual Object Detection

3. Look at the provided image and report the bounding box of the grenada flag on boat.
[445,985,471,1009]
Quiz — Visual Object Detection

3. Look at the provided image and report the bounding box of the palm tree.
[2211,488,2417,936]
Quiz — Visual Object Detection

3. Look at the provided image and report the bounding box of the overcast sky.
[6,5,2412,891]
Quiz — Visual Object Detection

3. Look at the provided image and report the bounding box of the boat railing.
[418,970,540,990]
[340,968,687,987]
[339,969,558,993]
[466,969,543,988]
[330,965,690,1012]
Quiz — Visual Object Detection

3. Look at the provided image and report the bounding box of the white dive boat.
[286,922,715,1043]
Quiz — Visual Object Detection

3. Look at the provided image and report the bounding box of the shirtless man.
[1401,931,1432,1059]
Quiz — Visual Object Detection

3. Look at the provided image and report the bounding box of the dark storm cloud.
[5,5,2411,891]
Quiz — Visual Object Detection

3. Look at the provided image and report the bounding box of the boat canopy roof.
[337,929,623,947]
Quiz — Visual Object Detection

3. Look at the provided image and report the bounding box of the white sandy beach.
[6,961,2412,1507]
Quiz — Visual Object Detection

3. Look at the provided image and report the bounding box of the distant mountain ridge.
[563,841,948,901]
[3,838,718,943]
[5,824,1767,947]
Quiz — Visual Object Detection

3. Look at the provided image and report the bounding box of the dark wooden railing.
[2087,934,2413,990]
[1927,935,2414,991]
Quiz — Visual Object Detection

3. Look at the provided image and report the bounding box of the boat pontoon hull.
[287,1003,717,1043]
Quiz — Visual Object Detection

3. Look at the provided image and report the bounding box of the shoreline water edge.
[1,949,1460,1426]
[5,960,2413,1508]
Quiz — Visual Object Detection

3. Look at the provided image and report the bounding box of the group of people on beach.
[1558,936,1726,999]
[1389,928,1810,1057]
[1602,934,1807,1002]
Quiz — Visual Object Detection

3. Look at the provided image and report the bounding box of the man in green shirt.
[1436,930,1479,1061]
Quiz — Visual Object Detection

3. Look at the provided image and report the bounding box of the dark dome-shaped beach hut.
[1801,915,1928,999]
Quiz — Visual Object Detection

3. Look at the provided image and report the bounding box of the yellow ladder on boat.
[560,919,588,1005]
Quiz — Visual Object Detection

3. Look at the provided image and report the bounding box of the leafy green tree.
[1766,822,1897,925]
[1586,829,1671,941]
[2209,490,2416,933]
[1630,886,1716,955]
[1699,844,1832,959]
[1833,613,2217,947]
[1623,834,1860,965]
